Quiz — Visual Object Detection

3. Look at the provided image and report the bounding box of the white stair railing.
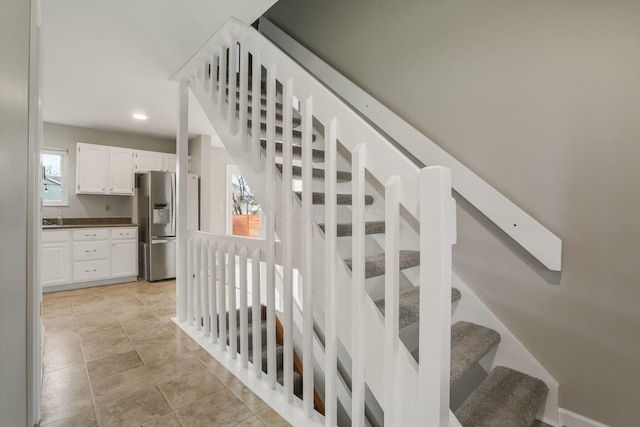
[174,18,455,427]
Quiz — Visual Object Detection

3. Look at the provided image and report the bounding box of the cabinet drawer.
[42,230,70,244]
[73,241,109,261]
[73,260,109,282]
[72,229,109,241]
[111,227,137,240]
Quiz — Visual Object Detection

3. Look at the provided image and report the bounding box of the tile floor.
[41,280,291,427]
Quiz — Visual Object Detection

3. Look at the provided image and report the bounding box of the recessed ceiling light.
[133,113,148,121]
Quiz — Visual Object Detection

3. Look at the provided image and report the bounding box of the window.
[41,148,68,206]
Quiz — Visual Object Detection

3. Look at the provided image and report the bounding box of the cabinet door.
[111,239,138,277]
[109,147,135,195]
[135,151,164,173]
[42,242,70,287]
[76,143,108,194]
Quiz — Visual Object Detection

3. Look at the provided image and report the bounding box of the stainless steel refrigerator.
[138,171,176,281]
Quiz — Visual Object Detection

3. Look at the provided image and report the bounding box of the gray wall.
[0,0,30,425]
[266,1,640,425]
[42,122,175,219]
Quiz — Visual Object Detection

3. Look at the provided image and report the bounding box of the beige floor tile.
[86,349,144,380]
[229,384,270,414]
[82,333,134,361]
[96,385,172,427]
[42,364,90,399]
[146,352,207,384]
[90,365,155,405]
[202,356,243,388]
[128,326,177,347]
[134,337,190,364]
[76,315,122,335]
[257,408,292,427]
[40,408,98,427]
[232,415,268,427]
[115,306,157,323]
[43,344,84,373]
[158,369,226,409]
[121,316,167,335]
[44,333,81,357]
[175,390,253,427]
[41,366,93,425]
[140,411,183,427]
[42,313,77,331]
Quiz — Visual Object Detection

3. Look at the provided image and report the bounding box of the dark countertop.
[42,217,136,230]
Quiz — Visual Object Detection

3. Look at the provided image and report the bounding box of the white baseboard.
[559,408,611,427]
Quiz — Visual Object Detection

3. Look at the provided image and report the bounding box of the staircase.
[173,18,557,427]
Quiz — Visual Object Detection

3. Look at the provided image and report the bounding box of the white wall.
[42,122,175,219]
[266,1,640,426]
[0,0,30,424]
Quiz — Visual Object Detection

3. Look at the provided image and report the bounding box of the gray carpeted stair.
[276,163,352,183]
[295,192,375,206]
[374,286,462,329]
[344,250,420,279]
[454,366,549,427]
[237,104,302,128]
[249,120,308,141]
[318,221,385,236]
[260,140,325,162]
[410,321,501,384]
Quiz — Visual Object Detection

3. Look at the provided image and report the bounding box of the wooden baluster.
[195,239,202,331]
[351,144,366,427]
[187,238,194,326]
[265,62,277,390]
[239,247,249,368]
[228,40,238,135]
[209,242,218,343]
[202,240,210,336]
[228,244,237,358]
[384,176,400,426]
[282,77,294,402]
[324,117,338,427]
[251,50,263,172]
[239,42,249,150]
[218,243,227,351]
[218,46,227,119]
[251,248,262,379]
[301,95,314,417]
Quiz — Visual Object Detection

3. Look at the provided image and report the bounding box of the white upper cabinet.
[76,143,108,194]
[76,143,185,196]
[109,147,135,195]
[134,150,165,173]
[76,143,135,195]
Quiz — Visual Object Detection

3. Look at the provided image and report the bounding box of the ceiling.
[42,0,276,145]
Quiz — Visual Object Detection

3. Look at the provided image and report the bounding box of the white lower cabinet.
[42,227,138,291]
[41,231,71,288]
[111,228,138,277]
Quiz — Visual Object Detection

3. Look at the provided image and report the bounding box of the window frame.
[41,147,69,207]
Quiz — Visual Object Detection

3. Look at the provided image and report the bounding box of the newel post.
[176,79,189,322]
[419,166,454,426]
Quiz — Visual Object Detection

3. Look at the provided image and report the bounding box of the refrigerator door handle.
[171,173,176,235]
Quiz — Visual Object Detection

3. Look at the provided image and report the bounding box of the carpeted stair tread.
[275,163,352,182]
[249,121,307,140]
[449,322,501,384]
[411,322,501,383]
[237,104,302,128]
[344,250,420,279]
[454,366,549,427]
[295,192,374,206]
[374,287,462,329]
[318,221,385,236]
[260,140,324,162]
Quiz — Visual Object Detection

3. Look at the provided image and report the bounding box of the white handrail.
[258,17,562,272]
